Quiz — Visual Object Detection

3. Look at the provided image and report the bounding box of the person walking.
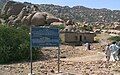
[105,44,110,61]
[109,42,120,61]
[85,42,91,50]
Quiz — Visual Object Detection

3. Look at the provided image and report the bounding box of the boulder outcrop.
[1,1,25,16]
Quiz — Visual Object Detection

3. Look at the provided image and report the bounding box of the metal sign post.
[57,46,60,73]
[29,26,60,74]
[57,30,60,73]
[29,27,33,75]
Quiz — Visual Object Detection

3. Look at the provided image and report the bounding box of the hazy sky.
[13,0,120,10]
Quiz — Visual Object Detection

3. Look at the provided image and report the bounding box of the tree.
[0,25,40,64]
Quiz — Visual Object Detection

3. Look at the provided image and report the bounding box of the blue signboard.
[31,27,60,47]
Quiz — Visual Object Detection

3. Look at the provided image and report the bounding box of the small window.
[75,36,78,40]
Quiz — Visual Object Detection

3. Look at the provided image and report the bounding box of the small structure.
[60,31,96,45]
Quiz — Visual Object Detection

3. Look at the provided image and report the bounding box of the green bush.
[51,24,65,29]
[79,25,93,31]
[0,25,40,64]
[108,36,120,41]
[0,14,10,20]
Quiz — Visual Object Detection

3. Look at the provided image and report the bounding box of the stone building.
[60,31,96,45]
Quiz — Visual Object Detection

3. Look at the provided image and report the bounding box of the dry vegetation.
[0,33,120,75]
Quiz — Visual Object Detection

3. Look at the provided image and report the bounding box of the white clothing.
[109,44,120,61]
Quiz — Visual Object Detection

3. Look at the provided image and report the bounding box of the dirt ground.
[0,33,120,75]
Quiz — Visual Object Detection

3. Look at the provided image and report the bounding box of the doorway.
[79,35,82,42]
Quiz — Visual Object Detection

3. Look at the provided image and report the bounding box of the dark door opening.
[79,35,82,42]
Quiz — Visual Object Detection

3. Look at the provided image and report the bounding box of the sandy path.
[61,52,106,62]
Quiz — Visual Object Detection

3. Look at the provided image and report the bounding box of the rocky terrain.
[0,33,120,75]
[0,1,120,75]
[0,45,120,75]
[0,0,120,24]
[37,4,120,23]
[0,0,9,8]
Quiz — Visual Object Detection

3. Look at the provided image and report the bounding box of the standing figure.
[85,43,91,50]
[109,42,120,61]
[105,44,110,61]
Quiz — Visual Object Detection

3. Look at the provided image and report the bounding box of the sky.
[13,0,120,10]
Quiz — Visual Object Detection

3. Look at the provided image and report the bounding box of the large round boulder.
[43,12,60,25]
[30,12,47,25]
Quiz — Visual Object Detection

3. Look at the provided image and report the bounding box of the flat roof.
[60,31,95,34]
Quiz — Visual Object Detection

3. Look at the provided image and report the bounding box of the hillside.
[37,4,120,23]
[0,0,9,8]
[0,1,120,23]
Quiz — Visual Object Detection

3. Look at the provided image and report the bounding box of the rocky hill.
[1,1,120,23]
[0,0,9,8]
[37,4,120,23]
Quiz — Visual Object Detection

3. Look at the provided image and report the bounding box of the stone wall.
[60,32,96,45]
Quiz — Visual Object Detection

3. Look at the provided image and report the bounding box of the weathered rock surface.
[1,1,25,16]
